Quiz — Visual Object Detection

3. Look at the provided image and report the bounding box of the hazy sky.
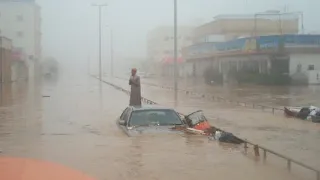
[37,0,320,72]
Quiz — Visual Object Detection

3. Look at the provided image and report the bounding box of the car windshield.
[129,109,182,127]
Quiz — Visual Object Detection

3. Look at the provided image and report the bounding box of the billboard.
[186,34,320,56]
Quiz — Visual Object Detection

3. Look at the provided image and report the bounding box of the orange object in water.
[193,121,211,131]
[0,156,96,180]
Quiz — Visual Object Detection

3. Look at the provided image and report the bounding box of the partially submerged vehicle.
[284,106,320,123]
[184,110,244,144]
[116,105,244,144]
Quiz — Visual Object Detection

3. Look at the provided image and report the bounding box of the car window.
[128,109,182,127]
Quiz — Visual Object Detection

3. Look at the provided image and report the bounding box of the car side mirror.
[119,120,127,126]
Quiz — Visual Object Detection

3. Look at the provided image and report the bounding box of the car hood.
[126,126,184,136]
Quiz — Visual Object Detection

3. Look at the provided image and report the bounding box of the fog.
[38,0,320,74]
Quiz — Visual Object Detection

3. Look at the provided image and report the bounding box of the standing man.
[129,68,141,106]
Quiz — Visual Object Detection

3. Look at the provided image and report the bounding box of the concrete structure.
[0,36,12,83]
[0,0,42,79]
[146,26,194,76]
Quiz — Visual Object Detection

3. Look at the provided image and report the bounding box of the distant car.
[116,105,188,136]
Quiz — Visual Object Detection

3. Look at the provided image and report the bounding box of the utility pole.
[173,0,178,105]
[110,28,114,77]
[92,3,107,80]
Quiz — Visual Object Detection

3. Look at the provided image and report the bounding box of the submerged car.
[117,105,244,144]
[116,105,187,136]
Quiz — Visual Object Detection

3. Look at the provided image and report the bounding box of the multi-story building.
[0,0,42,79]
[146,26,194,76]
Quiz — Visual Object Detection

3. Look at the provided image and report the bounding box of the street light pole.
[92,3,107,80]
[173,0,178,105]
[110,28,114,77]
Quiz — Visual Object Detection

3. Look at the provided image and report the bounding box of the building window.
[16,15,23,22]
[16,31,24,38]
[308,65,315,71]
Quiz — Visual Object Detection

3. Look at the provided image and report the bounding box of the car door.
[185,110,207,127]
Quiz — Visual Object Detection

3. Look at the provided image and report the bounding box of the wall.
[289,54,320,75]
[307,71,320,85]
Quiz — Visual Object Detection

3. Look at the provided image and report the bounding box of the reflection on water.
[0,75,311,180]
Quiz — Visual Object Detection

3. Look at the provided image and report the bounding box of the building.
[146,26,194,77]
[0,36,12,83]
[181,12,320,85]
[0,0,42,79]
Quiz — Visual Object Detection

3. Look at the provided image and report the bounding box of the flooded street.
[107,76,320,170]
[0,74,311,180]
[137,76,320,108]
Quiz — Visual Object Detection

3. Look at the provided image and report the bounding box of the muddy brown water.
[0,75,313,180]
[128,76,320,108]
[108,76,320,170]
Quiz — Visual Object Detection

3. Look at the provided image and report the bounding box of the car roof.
[129,104,175,112]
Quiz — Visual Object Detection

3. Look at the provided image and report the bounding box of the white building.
[146,26,194,76]
[0,0,41,79]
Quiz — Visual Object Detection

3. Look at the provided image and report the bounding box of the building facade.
[0,0,41,79]
[0,36,12,83]
[146,26,194,77]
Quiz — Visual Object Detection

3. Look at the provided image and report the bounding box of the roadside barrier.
[95,75,319,180]
[115,76,284,115]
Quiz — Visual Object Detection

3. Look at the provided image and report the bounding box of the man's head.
[131,68,137,76]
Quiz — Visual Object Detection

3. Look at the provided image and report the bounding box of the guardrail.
[95,75,320,180]
[114,76,284,115]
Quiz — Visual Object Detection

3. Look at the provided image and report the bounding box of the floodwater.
[107,76,320,170]
[0,74,310,180]
[140,76,320,108]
